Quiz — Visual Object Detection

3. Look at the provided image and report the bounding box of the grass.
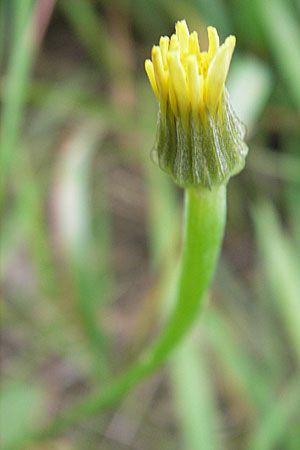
[1,0,300,448]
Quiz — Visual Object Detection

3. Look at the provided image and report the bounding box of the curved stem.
[146,186,226,363]
[38,186,227,438]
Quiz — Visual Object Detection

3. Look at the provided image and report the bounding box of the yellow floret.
[205,35,236,114]
[186,55,200,122]
[167,50,189,127]
[145,59,158,99]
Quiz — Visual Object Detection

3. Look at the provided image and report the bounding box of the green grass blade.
[51,121,111,375]
[253,0,300,110]
[230,0,264,49]
[59,0,112,74]
[0,0,6,68]
[246,376,300,450]
[285,185,300,248]
[192,0,231,37]
[170,336,222,450]
[227,55,273,133]
[252,200,300,363]
[1,381,45,450]
[0,0,34,203]
[247,147,300,184]
[204,308,273,411]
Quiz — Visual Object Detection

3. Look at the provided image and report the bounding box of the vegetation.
[1,0,300,449]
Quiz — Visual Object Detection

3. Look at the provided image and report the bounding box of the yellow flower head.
[145,20,248,189]
[146,20,235,128]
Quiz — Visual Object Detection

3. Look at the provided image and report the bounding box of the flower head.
[145,20,248,189]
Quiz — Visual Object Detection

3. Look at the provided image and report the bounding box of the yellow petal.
[145,59,159,99]
[205,35,236,114]
[186,55,200,121]
[207,26,220,61]
[152,45,168,104]
[170,34,179,51]
[188,31,201,58]
[159,36,169,70]
[167,50,188,126]
[199,74,205,114]
[168,78,178,116]
[175,19,189,54]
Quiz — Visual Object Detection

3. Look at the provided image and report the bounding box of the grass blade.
[1,381,45,450]
[253,0,300,110]
[246,376,300,450]
[252,200,300,363]
[59,0,112,74]
[170,335,222,450]
[227,55,273,134]
[0,0,34,203]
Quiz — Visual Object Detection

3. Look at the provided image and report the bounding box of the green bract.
[152,91,248,189]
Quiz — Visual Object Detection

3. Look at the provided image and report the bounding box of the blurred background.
[1,0,300,449]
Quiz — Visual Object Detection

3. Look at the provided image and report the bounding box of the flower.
[145,20,248,189]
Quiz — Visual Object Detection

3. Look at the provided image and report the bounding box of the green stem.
[37,186,227,438]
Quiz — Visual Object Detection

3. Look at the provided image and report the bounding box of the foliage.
[1,0,300,448]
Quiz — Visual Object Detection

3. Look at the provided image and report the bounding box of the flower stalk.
[145,185,226,363]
